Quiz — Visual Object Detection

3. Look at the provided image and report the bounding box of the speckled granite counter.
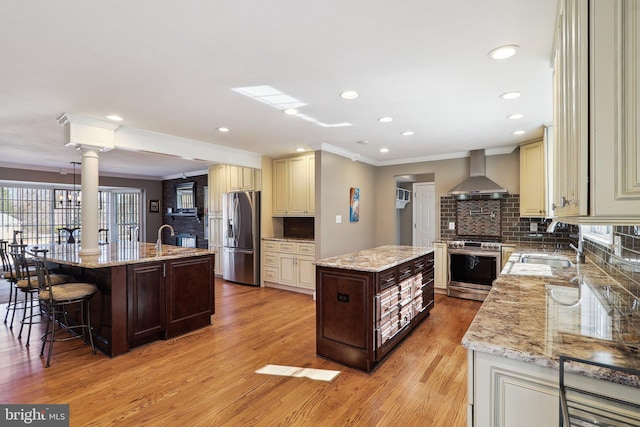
[31,242,214,268]
[262,237,314,243]
[315,245,433,272]
[462,248,640,386]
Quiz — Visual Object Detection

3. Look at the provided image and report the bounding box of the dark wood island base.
[315,245,434,372]
[37,242,215,357]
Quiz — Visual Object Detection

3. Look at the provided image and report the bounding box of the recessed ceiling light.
[217,127,229,132]
[512,130,526,135]
[107,115,123,121]
[357,140,369,145]
[295,147,306,152]
[507,113,525,120]
[488,45,519,60]
[380,148,389,153]
[378,117,393,123]
[283,108,299,115]
[500,91,521,100]
[401,131,414,136]
[340,90,358,100]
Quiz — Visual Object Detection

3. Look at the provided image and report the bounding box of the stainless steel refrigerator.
[222,191,260,286]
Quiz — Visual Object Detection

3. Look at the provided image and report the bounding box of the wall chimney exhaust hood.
[448,149,508,199]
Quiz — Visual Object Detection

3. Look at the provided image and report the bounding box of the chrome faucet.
[155,224,175,254]
[546,220,560,233]
[569,228,586,264]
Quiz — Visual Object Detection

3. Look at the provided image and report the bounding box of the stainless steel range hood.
[448,149,508,198]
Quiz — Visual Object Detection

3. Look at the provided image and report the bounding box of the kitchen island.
[315,245,434,371]
[39,242,215,356]
[462,248,640,427]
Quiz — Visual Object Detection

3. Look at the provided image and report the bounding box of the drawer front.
[376,285,400,321]
[398,261,413,281]
[263,241,278,252]
[263,267,278,282]
[278,242,296,253]
[414,256,427,273]
[296,243,315,256]
[378,268,398,291]
[264,253,278,267]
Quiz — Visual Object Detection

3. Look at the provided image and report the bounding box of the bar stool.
[10,250,41,346]
[0,240,8,270]
[33,250,98,367]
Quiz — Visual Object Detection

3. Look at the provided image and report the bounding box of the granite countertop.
[29,242,214,268]
[315,245,433,272]
[262,237,315,243]
[462,248,640,386]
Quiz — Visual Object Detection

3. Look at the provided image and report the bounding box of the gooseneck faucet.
[155,224,175,254]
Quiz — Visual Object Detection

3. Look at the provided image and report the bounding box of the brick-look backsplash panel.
[440,194,575,246]
[161,174,208,248]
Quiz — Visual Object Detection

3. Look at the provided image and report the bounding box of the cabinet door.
[227,165,253,191]
[501,244,516,271]
[296,255,315,290]
[591,0,640,217]
[127,262,166,343]
[434,243,448,290]
[165,256,214,338]
[553,0,589,217]
[288,156,309,214]
[278,253,296,286]
[208,164,226,214]
[307,154,315,214]
[520,141,546,217]
[272,159,289,216]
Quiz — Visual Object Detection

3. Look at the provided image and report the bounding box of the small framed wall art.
[149,199,160,213]
[350,187,360,222]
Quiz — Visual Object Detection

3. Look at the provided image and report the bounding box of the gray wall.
[316,151,378,259]
[0,166,163,242]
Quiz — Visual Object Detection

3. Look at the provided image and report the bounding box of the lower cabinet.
[127,255,214,348]
[127,262,166,345]
[316,252,434,372]
[468,350,640,427]
[434,242,448,291]
[262,239,315,295]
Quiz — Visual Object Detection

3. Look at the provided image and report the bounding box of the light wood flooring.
[0,279,481,426]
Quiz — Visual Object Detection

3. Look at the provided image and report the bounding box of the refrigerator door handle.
[224,248,254,255]
[234,194,241,246]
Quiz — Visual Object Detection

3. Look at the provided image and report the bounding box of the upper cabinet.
[552,0,640,223]
[227,165,260,192]
[519,140,547,217]
[272,153,315,217]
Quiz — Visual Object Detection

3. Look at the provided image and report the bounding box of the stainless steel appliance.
[447,240,501,301]
[223,191,260,286]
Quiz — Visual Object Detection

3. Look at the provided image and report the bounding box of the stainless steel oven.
[447,241,501,301]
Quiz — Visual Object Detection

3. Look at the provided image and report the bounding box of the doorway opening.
[395,174,435,246]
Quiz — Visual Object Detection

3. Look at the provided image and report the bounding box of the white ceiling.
[0,0,558,180]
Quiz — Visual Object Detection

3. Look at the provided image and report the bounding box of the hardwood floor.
[0,279,481,426]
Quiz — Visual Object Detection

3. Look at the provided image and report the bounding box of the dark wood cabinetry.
[127,255,214,348]
[316,251,434,372]
[127,262,167,346]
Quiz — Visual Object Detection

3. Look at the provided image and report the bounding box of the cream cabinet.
[500,244,516,271]
[227,165,259,192]
[208,164,226,215]
[262,239,315,295]
[552,0,640,223]
[434,242,448,291]
[519,140,547,217]
[468,350,640,427]
[272,154,315,217]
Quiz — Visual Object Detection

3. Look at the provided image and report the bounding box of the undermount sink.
[519,255,573,267]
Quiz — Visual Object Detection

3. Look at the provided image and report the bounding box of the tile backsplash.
[584,226,640,300]
[440,194,574,246]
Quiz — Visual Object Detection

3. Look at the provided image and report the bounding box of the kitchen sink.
[519,255,573,267]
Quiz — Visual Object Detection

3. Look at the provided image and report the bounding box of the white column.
[79,148,101,256]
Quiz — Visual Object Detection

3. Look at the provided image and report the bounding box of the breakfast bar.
[39,242,215,357]
[315,245,435,371]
